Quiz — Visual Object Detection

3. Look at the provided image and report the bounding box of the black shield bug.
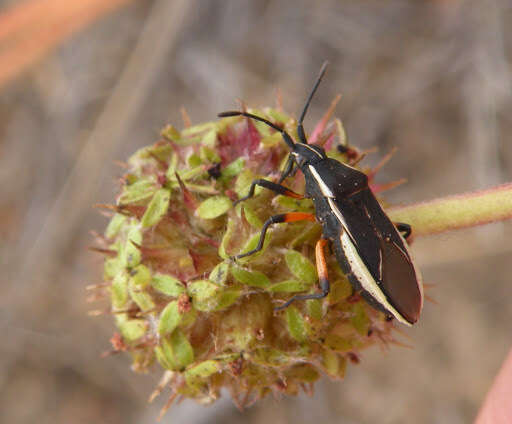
[218,62,423,326]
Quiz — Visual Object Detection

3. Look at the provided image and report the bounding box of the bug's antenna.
[297,61,329,144]
[218,111,295,149]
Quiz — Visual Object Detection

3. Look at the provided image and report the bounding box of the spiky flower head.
[92,104,398,417]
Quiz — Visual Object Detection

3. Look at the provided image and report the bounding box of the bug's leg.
[277,154,296,184]
[234,212,315,259]
[395,222,412,241]
[274,238,330,311]
[235,179,303,206]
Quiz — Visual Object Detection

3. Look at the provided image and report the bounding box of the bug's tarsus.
[234,213,286,259]
[274,237,331,311]
[274,280,330,311]
[395,222,412,240]
[233,212,315,260]
[297,61,329,144]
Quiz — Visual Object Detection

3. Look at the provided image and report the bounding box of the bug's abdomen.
[332,191,423,325]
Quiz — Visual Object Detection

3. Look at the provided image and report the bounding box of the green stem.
[388,183,512,237]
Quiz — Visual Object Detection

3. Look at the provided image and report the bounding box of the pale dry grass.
[0,0,135,88]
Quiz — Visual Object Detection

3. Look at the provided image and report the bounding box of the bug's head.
[291,143,327,167]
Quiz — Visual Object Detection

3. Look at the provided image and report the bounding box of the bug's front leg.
[277,154,298,184]
[395,222,412,241]
[274,238,330,311]
[235,179,303,205]
[234,212,315,259]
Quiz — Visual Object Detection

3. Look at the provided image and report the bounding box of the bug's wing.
[334,189,423,325]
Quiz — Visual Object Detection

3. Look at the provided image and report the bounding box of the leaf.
[128,281,155,312]
[285,306,307,342]
[103,255,122,280]
[151,274,185,297]
[111,271,128,309]
[218,218,235,259]
[350,303,370,336]
[196,196,232,219]
[181,122,215,137]
[118,319,146,342]
[236,204,263,229]
[157,330,195,371]
[285,250,317,285]
[287,364,319,383]
[321,349,340,377]
[141,188,171,227]
[236,232,271,261]
[328,278,352,303]
[209,262,229,286]
[265,108,291,125]
[158,301,181,336]
[324,334,353,352]
[185,360,220,381]
[235,169,260,197]
[118,179,156,205]
[187,280,219,311]
[161,124,181,143]
[171,166,206,182]
[165,153,179,179]
[105,214,126,239]
[214,290,242,311]
[231,266,270,288]
[268,280,308,292]
[122,224,142,268]
[306,299,323,320]
[187,153,202,167]
[169,329,194,369]
[199,146,221,163]
[130,264,151,288]
[154,345,176,370]
[221,158,245,179]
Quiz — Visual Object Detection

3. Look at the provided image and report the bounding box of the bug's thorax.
[298,153,369,200]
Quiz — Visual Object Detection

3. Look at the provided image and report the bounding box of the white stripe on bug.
[327,197,355,240]
[326,197,411,325]
[309,165,334,197]
[302,144,324,158]
[339,231,411,326]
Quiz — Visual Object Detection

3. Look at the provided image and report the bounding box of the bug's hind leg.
[395,222,412,241]
[235,179,303,206]
[234,212,315,259]
[274,238,330,311]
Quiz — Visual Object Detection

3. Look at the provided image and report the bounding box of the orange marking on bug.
[283,212,315,223]
[315,238,329,281]
[283,188,303,199]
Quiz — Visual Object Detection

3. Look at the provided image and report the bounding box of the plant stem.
[388,183,512,237]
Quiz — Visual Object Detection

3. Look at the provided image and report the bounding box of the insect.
[218,62,423,326]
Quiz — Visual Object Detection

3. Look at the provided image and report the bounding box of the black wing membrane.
[334,189,423,324]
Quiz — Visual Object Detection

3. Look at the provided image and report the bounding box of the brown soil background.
[1,1,511,423]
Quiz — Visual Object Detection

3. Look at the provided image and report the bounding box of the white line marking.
[327,197,355,241]
[340,232,410,326]
[309,165,334,197]
[302,144,324,158]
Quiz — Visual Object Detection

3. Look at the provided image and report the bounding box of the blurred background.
[1,0,511,423]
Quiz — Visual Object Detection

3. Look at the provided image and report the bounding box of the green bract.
[95,107,396,416]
